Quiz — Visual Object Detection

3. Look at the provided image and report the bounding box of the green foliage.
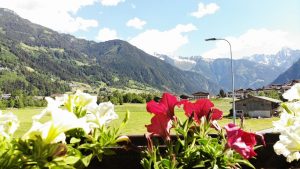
[66,111,130,169]
[14,136,74,169]
[98,88,159,105]
[0,91,131,168]
[141,117,255,169]
[0,100,7,109]
[258,90,281,100]
[0,92,47,109]
[0,136,22,169]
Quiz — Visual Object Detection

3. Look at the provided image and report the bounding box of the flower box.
[87,133,300,169]
[249,133,300,169]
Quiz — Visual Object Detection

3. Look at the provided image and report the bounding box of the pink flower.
[183,99,223,123]
[224,123,259,159]
[146,93,180,119]
[145,114,172,141]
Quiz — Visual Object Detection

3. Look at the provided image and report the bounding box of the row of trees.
[218,89,283,100]
[97,88,160,105]
[0,95,46,109]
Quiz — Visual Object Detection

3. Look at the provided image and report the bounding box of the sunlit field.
[2,98,278,137]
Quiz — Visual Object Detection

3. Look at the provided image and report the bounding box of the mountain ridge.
[272,58,300,84]
[156,48,300,90]
[0,8,220,95]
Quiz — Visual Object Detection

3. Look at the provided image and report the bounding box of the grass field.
[2,98,278,137]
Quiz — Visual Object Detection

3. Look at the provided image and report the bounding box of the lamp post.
[205,38,236,124]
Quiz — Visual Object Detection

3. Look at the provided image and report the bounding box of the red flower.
[224,123,258,159]
[146,93,180,119]
[183,99,223,123]
[146,114,172,141]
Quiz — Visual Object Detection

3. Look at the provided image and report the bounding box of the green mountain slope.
[0,8,220,95]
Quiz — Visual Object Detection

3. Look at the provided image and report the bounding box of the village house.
[261,79,300,94]
[227,88,255,99]
[179,94,193,100]
[0,93,11,100]
[235,95,281,118]
[192,91,210,100]
[227,79,300,98]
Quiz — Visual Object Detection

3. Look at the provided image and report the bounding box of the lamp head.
[205,38,217,41]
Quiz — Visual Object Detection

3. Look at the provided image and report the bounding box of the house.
[192,91,209,100]
[179,94,193,100]
[234,95,281,118]
[227,88,254,99]
[0,94,11,100]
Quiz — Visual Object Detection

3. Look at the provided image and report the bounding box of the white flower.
[74,90,97,108]
[86,102,118,128]
[283,83,300,101]
[274,124,300,162]
[23,108,89,143]
[0,111,19,139]
[284,102,300,115]
[64,90,97,113]
[32,96,66,122]
[273,112,300,132]
[273,83,300,163]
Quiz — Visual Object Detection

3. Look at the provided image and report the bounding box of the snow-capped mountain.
[154,53,196,71]
[155,48,300,90]
[245,48,300,72]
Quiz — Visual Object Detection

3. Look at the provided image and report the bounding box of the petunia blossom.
[64,90,97,114]
[183,99,223,123]
[32,97,65,122]
[74,90,97,109]
[283,83,300,101]
[23,108,89,144]
[86,101,118,128]
[274,124,300,162]
[145,114,172,141]
[0,111,19,139]
[146,93,180,119]
[224,123,259,159]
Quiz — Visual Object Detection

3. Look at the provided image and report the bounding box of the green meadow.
[2,98,278,137]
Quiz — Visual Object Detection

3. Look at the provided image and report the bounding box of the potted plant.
[141,93,265,169]
[0,91,129,168]
[2,85,300,168]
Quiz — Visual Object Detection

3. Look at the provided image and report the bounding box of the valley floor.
[2,99,278,137]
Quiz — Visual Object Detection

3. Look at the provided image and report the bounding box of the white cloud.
[96,28,118,41]
[126,17,146,29]
[191,2,219,18]
[129,24,197,55]
[202,28,300,59]
[100,0,125,6]
[0,0,98,33]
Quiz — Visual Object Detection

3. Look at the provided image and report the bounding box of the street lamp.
[205,38,236,124]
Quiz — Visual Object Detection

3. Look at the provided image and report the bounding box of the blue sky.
[1,0,300,59]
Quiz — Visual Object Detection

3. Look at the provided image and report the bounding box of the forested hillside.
[0,8,220,95]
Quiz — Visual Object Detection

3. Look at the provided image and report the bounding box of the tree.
[264,90,281,100]
[0,100,6,109]
[8,99,15,108]
[123,93,133,103]
[219,89,226,98]
[14,97,24,108]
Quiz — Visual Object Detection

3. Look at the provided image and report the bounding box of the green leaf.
[235,159,255,169]
[70,137,81,144]
[281,103,293,114]
[81,153,93,167]
[65,156,81,165]
[120,110,130,129]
